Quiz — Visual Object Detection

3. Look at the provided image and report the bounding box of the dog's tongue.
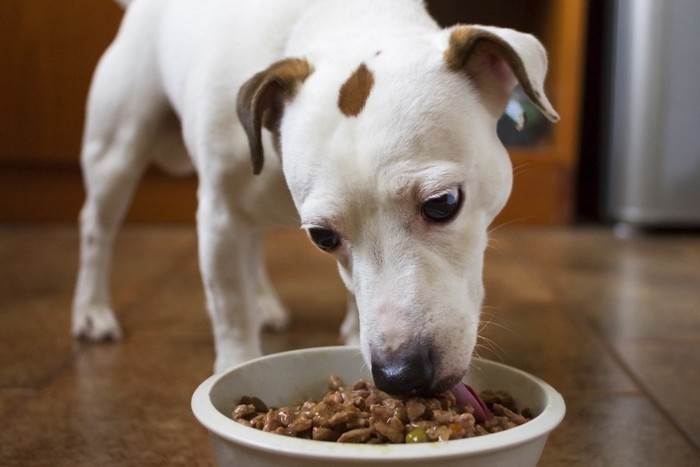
[451,383,493,422]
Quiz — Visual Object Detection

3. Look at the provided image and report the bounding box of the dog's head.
[238,25,558,396]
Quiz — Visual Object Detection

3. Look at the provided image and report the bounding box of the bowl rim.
[191,346,565,461]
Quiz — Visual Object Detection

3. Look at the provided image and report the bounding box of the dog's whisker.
[475,335,509,362]
[472,345,483,361]
[478,310,503,328]
[512,162,533,176]
[479,317,520,338]
[353,348,372,375]
[488,215,532,234]
[477,311,517,362]
[485,236,504,251]
[468,355,488,374]
[475,334,507,359]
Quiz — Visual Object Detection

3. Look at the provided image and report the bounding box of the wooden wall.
[0,1,198,222]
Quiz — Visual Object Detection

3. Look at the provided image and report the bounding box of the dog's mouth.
[451,382,493,422]
[433,375,493,423]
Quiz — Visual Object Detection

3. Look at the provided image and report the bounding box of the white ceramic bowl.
[192,346,565,467]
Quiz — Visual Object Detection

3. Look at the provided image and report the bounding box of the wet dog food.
[231,375,531,443]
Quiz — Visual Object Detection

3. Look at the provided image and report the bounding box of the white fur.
[73,0,557,385]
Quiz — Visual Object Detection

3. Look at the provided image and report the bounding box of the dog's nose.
[371,349,434,396]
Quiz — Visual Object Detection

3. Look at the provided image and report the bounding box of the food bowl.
[191,346,565,467]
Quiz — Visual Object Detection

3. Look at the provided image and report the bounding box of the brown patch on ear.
[338,63,375,117]
[237,58,312,174]
[444,26,557,121]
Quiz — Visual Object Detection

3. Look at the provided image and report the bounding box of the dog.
[72,0,558,396]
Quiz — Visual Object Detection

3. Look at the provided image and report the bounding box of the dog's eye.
[307,227,342,252]
[421,187,463,223]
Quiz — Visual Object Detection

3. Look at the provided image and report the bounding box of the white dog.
[73,0,558,396]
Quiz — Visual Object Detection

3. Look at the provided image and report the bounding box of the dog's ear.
[237,58,312,175]
[444,25,559,123]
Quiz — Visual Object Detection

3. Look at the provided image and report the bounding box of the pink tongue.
[451,383,493,422]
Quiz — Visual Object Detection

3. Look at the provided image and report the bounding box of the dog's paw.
[72,306,123,341]
[258,295,290,331]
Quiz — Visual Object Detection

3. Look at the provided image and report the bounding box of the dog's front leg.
[197,190,263,373]
[73,208,124,341]
[72,120,154,341]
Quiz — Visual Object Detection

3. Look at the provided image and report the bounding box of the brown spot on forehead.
[338,63,375,117]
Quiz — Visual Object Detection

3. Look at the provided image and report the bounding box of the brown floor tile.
[115,252,210,339]
[0,227,85,387]
[540,393,700,467]
[614,337,700,448]
[1,225,699,466]
[0,339,215,467]
[511,227,700,340]
[0,293,77,387]
[476,302,638,397]
[559,271,699,340]
[483,236,557,307]
[0,389,34,428]
[103,226,199,307]
[0,225,195,304]
[0,226,197,388]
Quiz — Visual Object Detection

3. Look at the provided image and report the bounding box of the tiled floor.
[0,224,698,466]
